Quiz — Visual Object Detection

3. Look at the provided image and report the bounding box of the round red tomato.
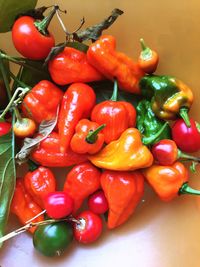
[0,121,11,136]
[88,190,109,214]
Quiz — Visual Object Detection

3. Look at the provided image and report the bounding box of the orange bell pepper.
[143,162,200,201]
[101,170,144,229]
[87,35,144,94]
[89,128,153,171]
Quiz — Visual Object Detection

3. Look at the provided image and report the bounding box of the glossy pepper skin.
[136,100,171,145]
[22,80,63,124]
[91,81,137,144]
[70,119,105,154]
[89,128,153,171]
[24,165,56,208]
[139,75,193,123]
[11,179,44,233]
[101,170,144,229]
[48,47,104,85]
[31,132,88,167]
[143,162,200,201]
[87,35,144,94]
[63,162,101,213]
[58,83,96,153]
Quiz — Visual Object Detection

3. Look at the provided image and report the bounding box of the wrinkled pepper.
[101,170,144,229]
[136,99,171,145]
[22,80,63,123]
[87,35,144,94]
[91,80,137,144]
[89,128,153,171]
[143,162,200,202]
[24,161,56,208]
[63,162,101,213]
[58,83,96,153]
[48,47,104,85]
[70,119,105,154]
[31,132,88,167]
[11,179,44,233]
[139,75,193,126]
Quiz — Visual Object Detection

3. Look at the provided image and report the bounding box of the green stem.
[140,38,146,51]
[0,53,11,100]
[179,107,191,127]
[110,79,118,101]
[28,159,39,172]
[34,6,58,35]
[178,182,200,196]
[9,71,30,89]
[195,121,200,132]
[178,149,200,162]
[142,122,169,145]
[86,124,106,144]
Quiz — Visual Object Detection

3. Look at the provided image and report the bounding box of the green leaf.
[73,8,124,42]
[89,80,142,107]
[0,129,16,247]
[16,108,59,164]
[0,0,38,33]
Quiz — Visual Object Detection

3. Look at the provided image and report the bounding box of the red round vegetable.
[88,190,109,214]
[0,121,11,136]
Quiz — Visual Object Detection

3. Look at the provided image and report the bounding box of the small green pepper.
[136,99,171,145]
[33,222,73,257]
[139,75,194,127]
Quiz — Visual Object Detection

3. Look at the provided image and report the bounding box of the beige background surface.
[1,0,200,266]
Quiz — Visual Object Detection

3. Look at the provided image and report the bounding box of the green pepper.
[136,99,171,145]
[33,222,73,257]
[139,75,194,127]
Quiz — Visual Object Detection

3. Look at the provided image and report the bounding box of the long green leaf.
[0,129,16,247]
[0,0,38,33]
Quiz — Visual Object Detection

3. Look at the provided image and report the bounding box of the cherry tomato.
[44,191,74,219]
[12,16,55,60]
[172,118,200,153]
[73,210,103,244]
[33,222,73,257]
[88,190,109,214]
[0,121,11,136]
[13,118,37,138]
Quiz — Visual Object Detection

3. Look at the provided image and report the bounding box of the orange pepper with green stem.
[143,162,200,202]
[101,170,144,229]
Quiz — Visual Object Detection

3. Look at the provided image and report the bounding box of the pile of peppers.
[1,5,200,258]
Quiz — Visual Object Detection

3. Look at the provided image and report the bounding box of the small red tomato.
[44,191,74,219]
[172,118,200,153]
[13,118,37,138]
[88,190,108,214]
[74,210,103,244]
[0,121,11,136]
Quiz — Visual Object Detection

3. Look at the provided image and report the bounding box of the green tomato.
[33,222,73,257]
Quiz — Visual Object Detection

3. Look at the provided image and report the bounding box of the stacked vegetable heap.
[0,4,200,258]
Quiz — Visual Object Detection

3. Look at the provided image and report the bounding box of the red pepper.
[91,80,136,144]
[22,80,63,124]
[63,162,101,213]
[31,132,88,167]
[70,119,105,154]
[48,47,104,85]
[58,83,96,153]
[87,35,144,94]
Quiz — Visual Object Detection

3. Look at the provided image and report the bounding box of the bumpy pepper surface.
[22,80,63,123]
[89,128,153,171]
[87,35,144,94]
[143,162,200,201]
[31,132,88,167]
[139,75,193,125]
[101,170,144,229]
[11,179,44,233]
[48,47,104,85]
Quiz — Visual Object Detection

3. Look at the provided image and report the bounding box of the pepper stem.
[110,79,118,101]
[178,182,200,196]
[140,38,147,51]
[86,124,106,144]
[34,5,58,35]
[179,107,191,127]
[178,149,200,163]
[28,159,39,172]
[142,122,169,145]
[9,71,30,89]
[195,122,200,132]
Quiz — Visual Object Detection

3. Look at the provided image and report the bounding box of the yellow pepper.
[89,128,153,171]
